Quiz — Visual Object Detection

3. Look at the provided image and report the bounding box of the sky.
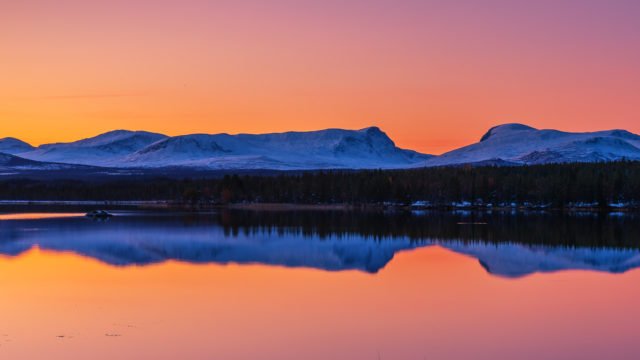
[1,0,639,154]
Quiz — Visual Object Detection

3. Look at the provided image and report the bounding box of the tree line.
[1,161,639,208]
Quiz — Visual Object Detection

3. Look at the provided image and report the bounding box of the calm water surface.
[1,210,639,360]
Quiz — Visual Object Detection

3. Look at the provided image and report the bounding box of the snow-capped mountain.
[17,130,168,166]
[0,137,34,155]
[422,123,640,166]
[13,127,431,170]
[120,127,429,169]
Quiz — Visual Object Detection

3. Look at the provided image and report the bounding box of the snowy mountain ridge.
[7,127,431,170]
[420,123,640,167]
[1,123,640,170]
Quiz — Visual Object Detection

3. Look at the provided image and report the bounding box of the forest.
[0,161,639,208]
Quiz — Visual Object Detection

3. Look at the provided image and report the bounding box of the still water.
[1,210,639,359]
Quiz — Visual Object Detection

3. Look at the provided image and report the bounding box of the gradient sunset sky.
[2,0,639,154]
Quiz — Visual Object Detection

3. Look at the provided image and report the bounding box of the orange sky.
[1,0,639,154]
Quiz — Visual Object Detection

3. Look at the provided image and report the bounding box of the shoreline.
[0,200,637,213]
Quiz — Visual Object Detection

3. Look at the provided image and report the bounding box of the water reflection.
[0,212,83,220]
[1,210,639,277]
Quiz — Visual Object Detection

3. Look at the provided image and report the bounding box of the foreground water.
[1,210,639,359]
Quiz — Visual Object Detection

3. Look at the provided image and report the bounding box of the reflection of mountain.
[439,242,640,278]
[1,212,639,277]
[0,217,421,273]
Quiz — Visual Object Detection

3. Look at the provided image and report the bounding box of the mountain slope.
[0,152,44,169]
[422,123,640,166]
[0,152,95,172]
[18,130,168,166]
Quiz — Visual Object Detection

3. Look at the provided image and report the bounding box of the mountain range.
[1,123,639,172]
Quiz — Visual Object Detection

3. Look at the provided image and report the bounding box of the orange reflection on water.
[0,213,83,220]
[1,247,639,360]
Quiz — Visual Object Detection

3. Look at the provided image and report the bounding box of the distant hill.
[0,137,35,155]
[0,152,94,172]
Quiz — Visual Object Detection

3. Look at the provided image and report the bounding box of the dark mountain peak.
[0,136,27,143]
[360,126,383,134]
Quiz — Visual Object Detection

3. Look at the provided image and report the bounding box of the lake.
[1,209,639,359]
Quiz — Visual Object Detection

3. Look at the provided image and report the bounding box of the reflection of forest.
[1,210,639,275]
[217,210,640,248]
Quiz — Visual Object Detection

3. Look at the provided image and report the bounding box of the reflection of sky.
[2,214,640,277]
[0,213,83,220]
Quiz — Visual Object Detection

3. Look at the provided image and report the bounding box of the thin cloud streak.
[36,93,148,100]
[2,93,149,101]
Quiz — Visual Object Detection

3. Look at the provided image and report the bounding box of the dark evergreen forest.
[1,161,639,208]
